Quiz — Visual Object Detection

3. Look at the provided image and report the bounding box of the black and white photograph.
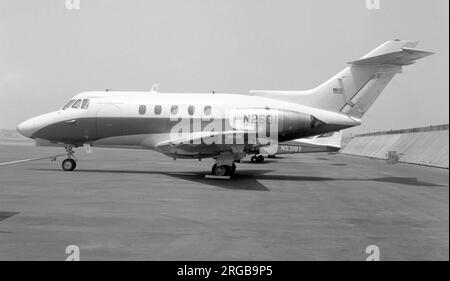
[0,0,448,266]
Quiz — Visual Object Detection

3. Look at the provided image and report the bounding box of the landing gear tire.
[251,155,264,163]
[212,164,234,177]
[230,163,236,176]
[62,158,76,171]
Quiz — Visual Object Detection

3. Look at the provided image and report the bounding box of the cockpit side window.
[81,99,90,109]
[62,99,75,110]
[71,99,82,109]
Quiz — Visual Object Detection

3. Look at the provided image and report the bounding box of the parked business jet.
[249,131,342,163]
[16,40,432,177]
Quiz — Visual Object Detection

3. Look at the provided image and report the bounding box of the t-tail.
[250,40,433,118]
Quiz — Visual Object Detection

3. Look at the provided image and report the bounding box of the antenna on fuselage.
[150,83,159,93]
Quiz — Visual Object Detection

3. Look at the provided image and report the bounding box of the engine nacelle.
[229,108,325,142]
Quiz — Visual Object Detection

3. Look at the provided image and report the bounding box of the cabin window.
[139,105,146,115]
[204,105,212,116]
[71,99,82,109]
[154,105,162,115]
[81,99,90,109]
[188,105,195,115]
[171,105,178,115]
[62,99,75,110]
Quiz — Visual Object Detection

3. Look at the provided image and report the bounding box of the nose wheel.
[62,158,77,171]
[61,146,77,171]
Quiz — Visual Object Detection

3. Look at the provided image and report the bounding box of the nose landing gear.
[62,146,77,171]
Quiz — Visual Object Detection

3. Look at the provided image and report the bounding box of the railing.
[355,124,449,138]
[386,151,404,164]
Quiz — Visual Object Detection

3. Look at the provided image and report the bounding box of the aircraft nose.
[17,118,39,139]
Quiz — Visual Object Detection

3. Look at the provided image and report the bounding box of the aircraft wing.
[154,130,248,157]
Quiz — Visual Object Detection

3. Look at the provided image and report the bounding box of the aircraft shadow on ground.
[0,212,19,234]
[32,168,447,191]
[0,212,19,223]
[240,160,275,165]
[240,160,348,166]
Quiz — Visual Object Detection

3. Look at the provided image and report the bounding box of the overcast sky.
[0,0,448,134]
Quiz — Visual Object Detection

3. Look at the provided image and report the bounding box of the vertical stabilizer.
[250,40,433,118]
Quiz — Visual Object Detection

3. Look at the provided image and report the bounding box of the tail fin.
[250,40,433,118]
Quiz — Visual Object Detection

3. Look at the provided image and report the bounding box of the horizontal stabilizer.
[349,48,434,66]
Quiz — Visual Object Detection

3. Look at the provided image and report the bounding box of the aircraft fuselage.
[18,91,359,159]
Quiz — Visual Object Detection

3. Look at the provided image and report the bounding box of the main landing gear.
[251,155,265,163]
[211,163,236,177]
[62,146,77,171]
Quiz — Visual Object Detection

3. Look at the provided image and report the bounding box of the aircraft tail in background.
[294,131,343,150]
[259,131,343,156]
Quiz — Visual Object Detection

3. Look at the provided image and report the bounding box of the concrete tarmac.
[0,143,448,260]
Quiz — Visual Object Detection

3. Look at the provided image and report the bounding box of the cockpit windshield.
[71,99,82,109]
[62,99,76,110]
[62,98,90,110]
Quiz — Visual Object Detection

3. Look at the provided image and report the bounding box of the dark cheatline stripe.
[31,116,348,146]
[32,117,235,144]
